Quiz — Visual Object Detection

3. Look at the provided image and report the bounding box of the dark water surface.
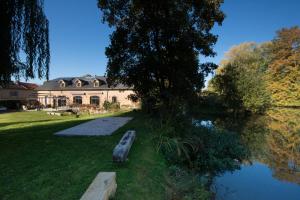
[198,108,300,200]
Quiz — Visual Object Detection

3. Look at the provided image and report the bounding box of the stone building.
[0,82,38,103]
[35,74,137,108]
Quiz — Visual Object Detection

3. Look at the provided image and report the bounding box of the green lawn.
[0,111,167,200]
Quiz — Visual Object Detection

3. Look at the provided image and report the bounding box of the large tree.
[267,27,300,106]
[211,27,300,111]
[211,42,271,113]
[0,0,50,85]
[98,0,224,110]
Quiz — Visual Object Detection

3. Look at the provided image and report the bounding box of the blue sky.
[30,0,300,84]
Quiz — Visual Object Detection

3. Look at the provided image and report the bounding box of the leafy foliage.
[211,27,300,110]
[98,0,224,110]
[0,0,50,85]
[266,27,300,106]
[211,42,271,113]
[103,100,120,111]
[152,116,248,175]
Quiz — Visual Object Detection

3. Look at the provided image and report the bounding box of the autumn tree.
[98,0,224,111]
[0,0,50,85]
[211,42,271,113]
[267,27,300,107]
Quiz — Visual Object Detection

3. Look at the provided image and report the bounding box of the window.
[90,96,100,105]
[58,96,67,107]
[75,80,81,87]
[73,96,82,104]
[93,80,99,87]
[10,91,18,97]
[59,80,65,88]
[112,96,117,103]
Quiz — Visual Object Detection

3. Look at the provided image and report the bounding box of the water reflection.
[192,119,214,128]
[208,108,300,200]
[214,162,300,200]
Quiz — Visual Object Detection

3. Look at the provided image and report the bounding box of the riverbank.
[0,110,254,200]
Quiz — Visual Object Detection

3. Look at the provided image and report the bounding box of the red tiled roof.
[17,82,39,90]
[1,82,38,90]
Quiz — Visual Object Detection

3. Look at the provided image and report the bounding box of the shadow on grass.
[0,119,57,128]
[0,110,137,136]
[0,118,124,199]
[0,110,167,200]
[0,118,92,137]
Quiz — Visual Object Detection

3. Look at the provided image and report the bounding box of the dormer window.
[75,80,81,87]
[93,80,99,87]
[59,80,65,88]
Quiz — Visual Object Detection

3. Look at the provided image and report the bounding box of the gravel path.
[55,117,133,136]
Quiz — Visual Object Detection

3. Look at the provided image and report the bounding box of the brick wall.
[36,89,138,108]
[0,89,35,101]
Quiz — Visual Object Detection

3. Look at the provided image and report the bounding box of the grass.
[0,111,167,200]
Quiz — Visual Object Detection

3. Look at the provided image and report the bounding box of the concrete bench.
[113,130,136,162]
[80,172,117,200]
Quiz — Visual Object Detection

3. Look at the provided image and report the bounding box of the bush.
[153,116,248,175]
[103,100,120,111]
[26,100,41,109]
[147,112,249,198]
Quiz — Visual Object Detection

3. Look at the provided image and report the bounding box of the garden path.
[55,117,133,136]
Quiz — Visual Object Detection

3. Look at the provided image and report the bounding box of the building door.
[53,99,57,107]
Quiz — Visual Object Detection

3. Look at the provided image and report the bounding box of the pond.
[196,108,300,200]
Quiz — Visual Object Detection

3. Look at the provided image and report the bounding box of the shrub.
[153,117,248,175]
[103,100,120,111]
[147,112,249,198]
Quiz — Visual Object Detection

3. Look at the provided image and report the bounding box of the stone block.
[80,172,117,200]
[113,130,136,162]
[54,112,62,116]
